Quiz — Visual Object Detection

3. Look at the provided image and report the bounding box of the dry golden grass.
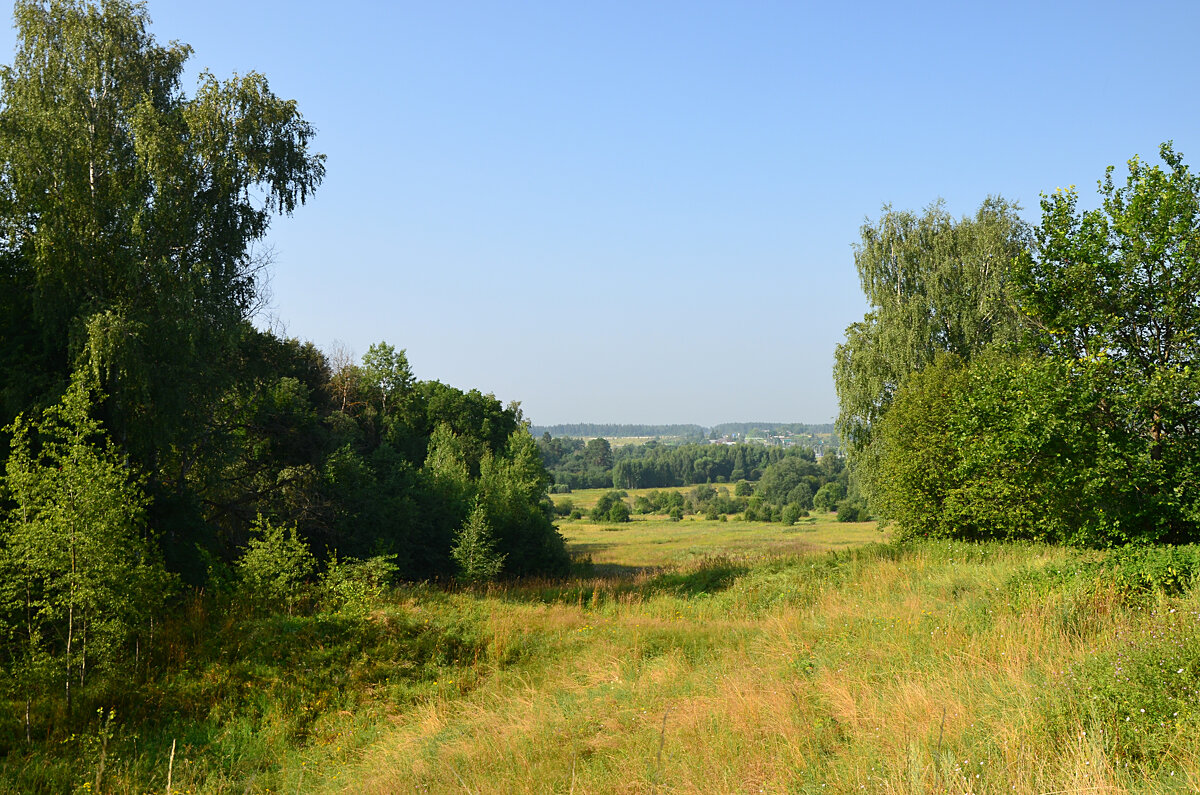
[310,539,1200,794]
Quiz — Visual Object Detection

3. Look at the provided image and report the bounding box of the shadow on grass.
[564,541,617,558]
[645,558,748,597]
[488,555,749,607]
[0,599,486,793]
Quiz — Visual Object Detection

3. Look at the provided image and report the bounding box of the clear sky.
[5,1,1198,425]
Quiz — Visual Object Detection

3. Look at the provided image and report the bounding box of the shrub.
[781,503,805,525]
[1104,545,1200,598]
[590,491,631,523]
[236,515,317,613]
[837,499,867,523]
[813,482,844,512]
[320,554,399,616]
[606,500,632,523]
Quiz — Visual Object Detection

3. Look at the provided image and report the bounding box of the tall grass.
[5,538,1199,792]
[334,542,1200,794]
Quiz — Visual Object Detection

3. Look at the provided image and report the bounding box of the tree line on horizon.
[530,422,836,440]
[838,143,1200,546]
[537,435,831,491]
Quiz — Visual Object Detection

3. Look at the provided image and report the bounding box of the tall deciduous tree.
[361,342,414,417]
[1015,142,1200,539]
[834,197,1029,503]
[0,0,324,473]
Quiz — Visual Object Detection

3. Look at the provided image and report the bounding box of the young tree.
[476,431,570,575]
[451,501,505,584]
[1,375,167,719]
[235,515,316,614]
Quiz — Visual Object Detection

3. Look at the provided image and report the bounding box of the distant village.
[708,430,835,458]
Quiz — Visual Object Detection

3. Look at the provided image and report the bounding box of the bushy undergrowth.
[0,581,487,794]
[1105,545,1200,598]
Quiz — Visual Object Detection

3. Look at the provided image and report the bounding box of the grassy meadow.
[558,510,881,572]
[315,536,1199,794]
[7,515,1200,793]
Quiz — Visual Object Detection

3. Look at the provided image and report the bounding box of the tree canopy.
[0,0,325,466]
[834,197,1029,467]
[842,143,1200,545]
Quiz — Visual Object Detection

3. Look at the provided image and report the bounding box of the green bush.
[589,490,631,523]
[320,554,399,616]
[837,499,867,523]
[236,516,316,613]
[590,491,631,522]
[1104,545,1200,598]
[607,500,632,523]
[781,503,805,525]
[813,482,844,513]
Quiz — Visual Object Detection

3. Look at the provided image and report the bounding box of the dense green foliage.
[833,198,1030,465]
[0,1,567,580]
[450,501,506,584]
[1,375,168,724]
[579,450,851,524]
[0,0,568,756]
[869,352,1135,543]
[540,435,829,491]
[841,143,1200,545]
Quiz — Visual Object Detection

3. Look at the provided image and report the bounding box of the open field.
[10,522,1199,793]
[561,514,883,570]
[310,528,1198,793]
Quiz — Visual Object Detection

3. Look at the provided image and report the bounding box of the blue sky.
[6,1,1199,425]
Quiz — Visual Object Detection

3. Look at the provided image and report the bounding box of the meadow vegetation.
[8,516,1199,792]
[321,534,1200,794]
[3,1,1200,792]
